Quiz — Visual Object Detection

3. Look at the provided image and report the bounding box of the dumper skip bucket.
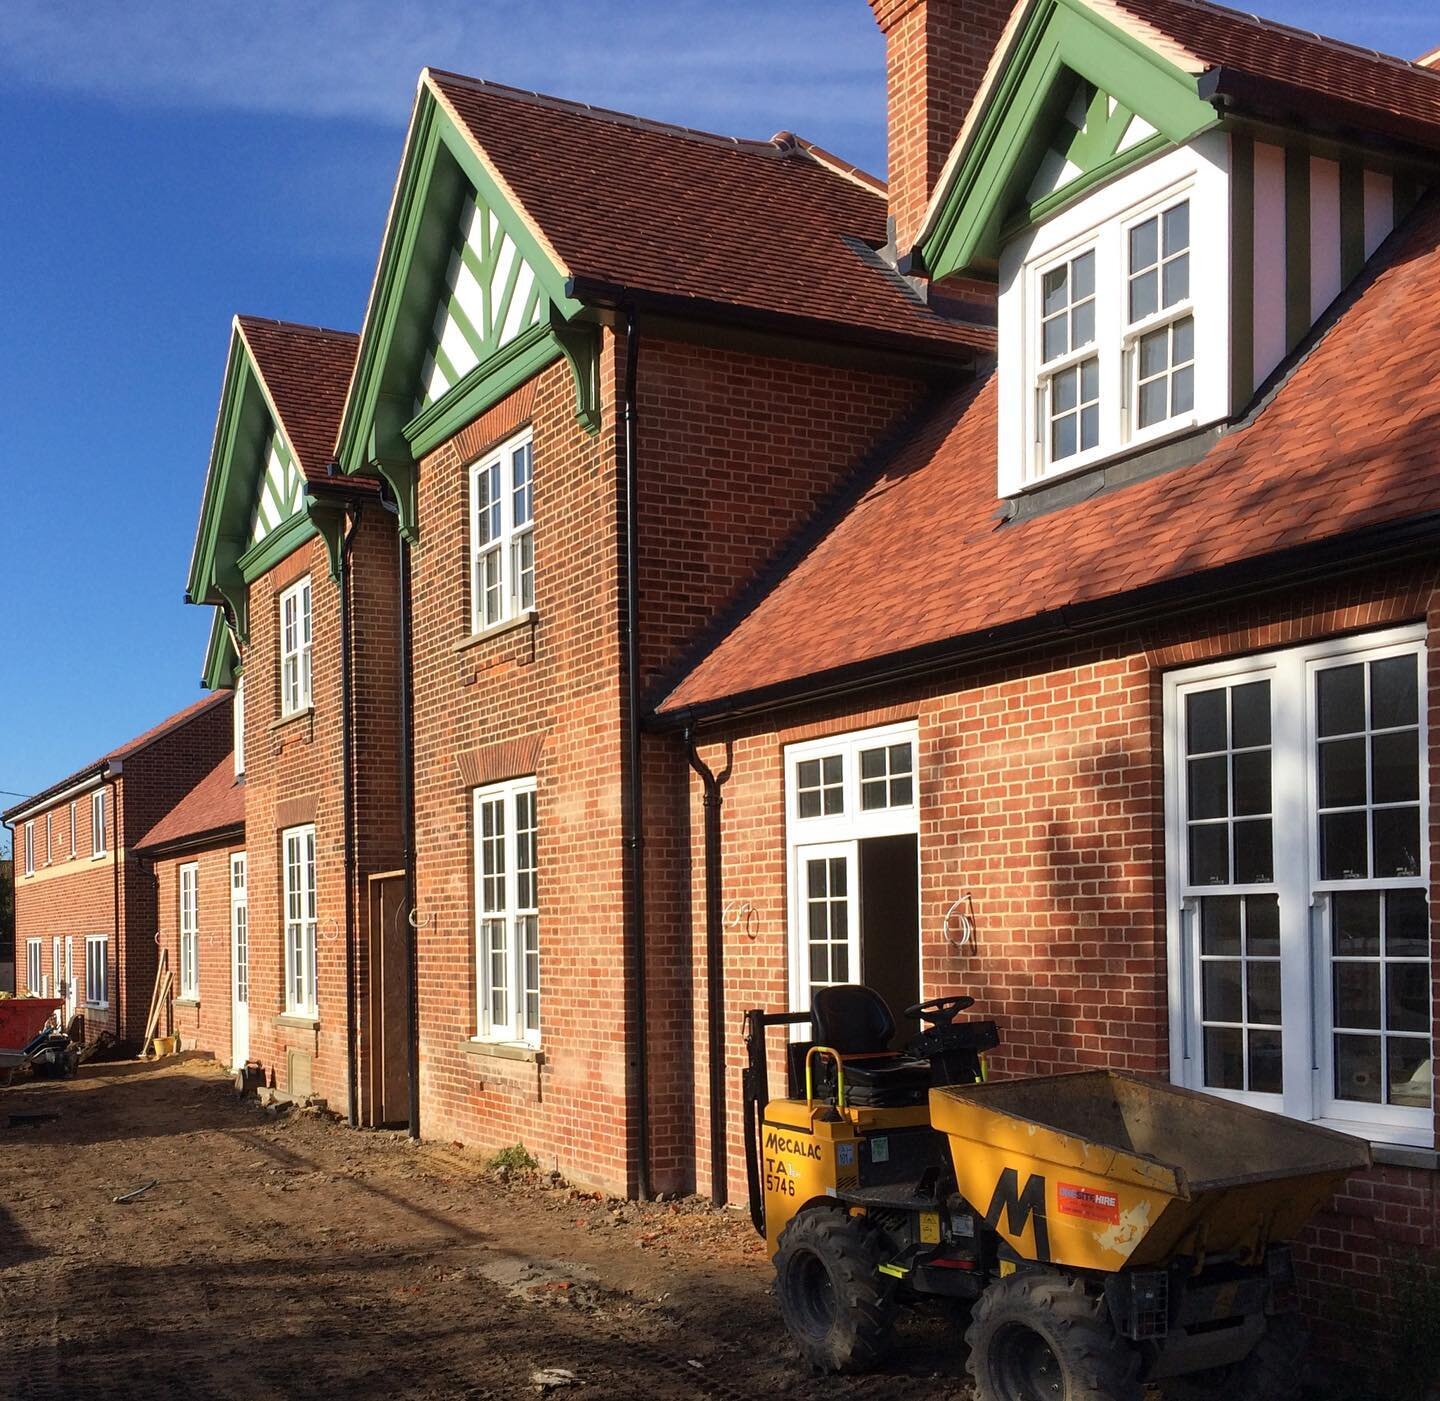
[931,1070,1372,1271]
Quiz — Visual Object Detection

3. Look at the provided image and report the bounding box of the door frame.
[230,851,249,1069]
[783,722,922,1023]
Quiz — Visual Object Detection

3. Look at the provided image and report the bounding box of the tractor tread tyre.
[1159,1313,1308,1401]
[773,1207,895,1373]
[966,1270,1143,1401]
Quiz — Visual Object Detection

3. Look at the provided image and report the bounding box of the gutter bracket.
[550,309,601,436]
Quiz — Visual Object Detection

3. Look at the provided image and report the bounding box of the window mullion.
[1272,654,1315,1122]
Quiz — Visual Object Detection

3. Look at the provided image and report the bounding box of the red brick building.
[3,693,234,1048]
[135,752,246,1065]
[156,0,1440,1350]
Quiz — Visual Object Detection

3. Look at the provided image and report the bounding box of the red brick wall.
[11,698,232,1048]
[686,562,1440,1343]
[234,514,404,1111]
[154,840,244,1061]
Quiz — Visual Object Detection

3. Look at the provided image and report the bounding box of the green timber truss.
[186,323,322,646]
[913,0,1218,281]
[333,78,601,540]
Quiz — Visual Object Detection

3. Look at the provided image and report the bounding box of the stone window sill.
[451,611,538,653]
[174,997,200,1009]
[1373,1143,1440,1171]
[270,705,315,734]
[276,1013,320,1031]
[461,1037,543,1065]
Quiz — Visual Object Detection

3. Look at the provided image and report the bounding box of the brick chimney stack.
[868,0,1013,259]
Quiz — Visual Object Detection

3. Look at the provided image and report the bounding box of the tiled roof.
[1110,0,1440,142]
[134,754,245,852]
[2,692,232,822]
[236,317,359,481]
[659,198,1440,716]
[424,71,994,356]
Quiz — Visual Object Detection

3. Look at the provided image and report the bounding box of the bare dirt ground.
[0,1056,978,1400]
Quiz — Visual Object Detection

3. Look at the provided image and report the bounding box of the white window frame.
[179,862,200,1000]
[1164,624,1431,1146]
[279,577,313,717]
[231,851,249,1005]
[85,934,108,1009]
[91,790,107,858]
[468,429,535,634]
[68,800,77,858]
[233,673,246,777]
[282,824,318,1016]
[23,821,34,876]
[783,722,920,1020]
[997,134,1231,495]
[26,938,42,995]
[471,776,540,1046]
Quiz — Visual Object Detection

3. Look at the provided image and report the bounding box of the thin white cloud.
[0,0,884,141]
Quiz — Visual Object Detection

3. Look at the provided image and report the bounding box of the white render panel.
[1251,141,1288,389]
[1363,168,1395,259]
[251,436,302,544]
[1117,113,1157,153]
[1309,156,1342,325]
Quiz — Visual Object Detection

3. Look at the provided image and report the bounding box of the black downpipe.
[108,773,121,1045]
[379,488,421,1141]
[338,505,363,1128]
[622,307,651,1200]
[685,729,731,1205]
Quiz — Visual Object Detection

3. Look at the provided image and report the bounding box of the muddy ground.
[0,1056,982,1400]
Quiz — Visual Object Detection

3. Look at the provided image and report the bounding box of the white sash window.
[472,777,539,1045]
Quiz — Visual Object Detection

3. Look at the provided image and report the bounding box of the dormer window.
[998,140,1229,497]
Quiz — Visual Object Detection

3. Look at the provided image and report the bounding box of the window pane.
[1189,825,1229,885]
[1172,365,1194,416]
[1080,357,1099,402]
[1162,253,1189,306]
[821,755,842,785]
[1320,810,1368,881]
[1317,664,1365,736]
[1204,1027,1243,1090]
[1129,269,1158,322]
[1246,894,1281,956]
[1370,655,1419,729]
[1202,961,1243,1022]
[807,861,826,898]
[1072,299,1094,347]
[1129,217,1158,271]
[1201,896,1242,955]
[1318,737,1366,809]
[1247,962,1282,1024]
[1372,730,1419,804]
[1043,315,1068,362]
[861,782,886,812]
[1231,751,1271,817]
[797,790,820,819]
[830,859,847,897]
[1072,250,1095,299]
[833,945,849,982]
[1250,1029,1283,1094]
[1373,807,1421,879]
[1385,890,1428,958]
[1173,315,1195,366]
[1138,378,1167,428]
[1388,963,1429,1035]
[891,775,914,807]
[1333,893,1380,957]
[1163,200,1190,254]
[859,749,884,780]
[1188,755,1227,819]
[1388,1040,1431,1109]
[1186,690,1227,754]
[1079,405,1099,451]
[1334,1034,1383,1103]
[1232,820,1273,884]
[809,945,828,983]
[1139,326,1168,379]
[1043,266,1068,315]
[1052,413,1077,461]
[1334,963,1380,1029]
[1053,366,1077,412]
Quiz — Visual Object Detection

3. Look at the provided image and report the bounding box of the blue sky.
[0,0,1433,849]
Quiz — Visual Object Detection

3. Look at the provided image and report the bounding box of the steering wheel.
[904,994,975,1028]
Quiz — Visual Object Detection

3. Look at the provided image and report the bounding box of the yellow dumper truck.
[742,986,1370,1400]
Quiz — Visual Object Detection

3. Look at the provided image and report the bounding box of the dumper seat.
[811,985,930,1108]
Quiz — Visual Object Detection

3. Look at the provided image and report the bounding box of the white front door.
[53,937,76,1019]
[789,841,860,1020]
[230,853,249,1069]
[65,938,76,1020]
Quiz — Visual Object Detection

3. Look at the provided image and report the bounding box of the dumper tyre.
[773,1205,895,1373]
[966,1270,1143,1401]
[1159,1313,1307,1401]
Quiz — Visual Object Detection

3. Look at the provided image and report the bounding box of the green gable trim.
[336,84,598,541]
[1005,129,1169,238]
[237,508,317,585]
[186,331,286,642]
[201,607,239,692]
[915,0,1218,281]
